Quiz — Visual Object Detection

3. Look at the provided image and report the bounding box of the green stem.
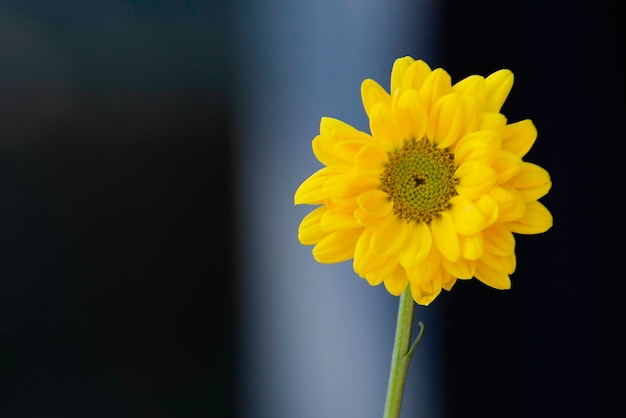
[383,287,425,418]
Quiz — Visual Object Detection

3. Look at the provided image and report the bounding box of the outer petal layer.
[484,69,513,112]
[313,228,363,264]
[431,212,460,262]
[298,206,328,245]
[508,201,553,234]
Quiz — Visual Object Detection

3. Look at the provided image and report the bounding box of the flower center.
[380,138,457,224]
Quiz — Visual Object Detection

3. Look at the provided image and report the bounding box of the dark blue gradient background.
[1,2,233,417]
[0,1,615,417]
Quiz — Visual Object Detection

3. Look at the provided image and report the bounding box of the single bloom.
[294,56,552,305]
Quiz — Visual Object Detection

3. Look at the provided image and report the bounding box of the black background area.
[438,0,616,417]
[0,2,234,417]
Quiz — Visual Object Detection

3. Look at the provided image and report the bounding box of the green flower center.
[380,138,457,224]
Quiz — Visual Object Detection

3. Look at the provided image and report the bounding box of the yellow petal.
[354,229,388,275]
[455,161,497,200]
[390,56,415,94]
[324,171,380,198]
[493,150,522,184]
[320,117,357,136]
[312,136,366,166]
[294,166,349,205]
[479,112,507,131]
[325,197,356,212]
[398,221,432,269]
[369,103,404,151]
[454,130,500,165]
[298,206,328,245]
[463,95,481,134]
[357,189,393,217]
[484,69,514,113]
[430,211,460,262]
[320,208,360,230]
[481,251,516,275]
[384,264,409,296]
[441,273,457,291]
[501,119,537,157]
[354,142,389,172]
[483,223,515,256]
[403,59,432,92]
[319,117,371,142]
[370,216,410,257]
[393,89,428,141]
[362,255,399,286]
[441,256,475,279]
[453,74,487,109]
[427,92,467,149]
[449,195,488,235]
[327,195,357,208]
[311,135,341,166]
[459,233,483,260]
[475,193,499,226]
[474,260,511,290]
[354,207,388,229]
[295,170,328,205]
[312,228,362,264]
[361,79,391,118]
[489,185,526,222]
[507,162,552,202]
[407,250,443,306]
[419,68,452,113]
[508,201,553,234]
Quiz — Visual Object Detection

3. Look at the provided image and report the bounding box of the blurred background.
[0,1,615,417]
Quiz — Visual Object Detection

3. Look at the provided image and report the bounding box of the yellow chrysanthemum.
[294,57,552,306]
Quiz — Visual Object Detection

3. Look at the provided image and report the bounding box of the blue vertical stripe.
[232,1,443,416]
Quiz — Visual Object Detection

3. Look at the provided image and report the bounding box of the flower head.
[294,57,552,306]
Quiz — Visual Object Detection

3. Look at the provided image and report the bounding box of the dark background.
[0,0,615,417]
[1,1,234,417]
[439,0,615,417]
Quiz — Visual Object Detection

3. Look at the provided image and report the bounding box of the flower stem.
[383,287,424,418]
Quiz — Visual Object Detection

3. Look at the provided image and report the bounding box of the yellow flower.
[294,57,552,306]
